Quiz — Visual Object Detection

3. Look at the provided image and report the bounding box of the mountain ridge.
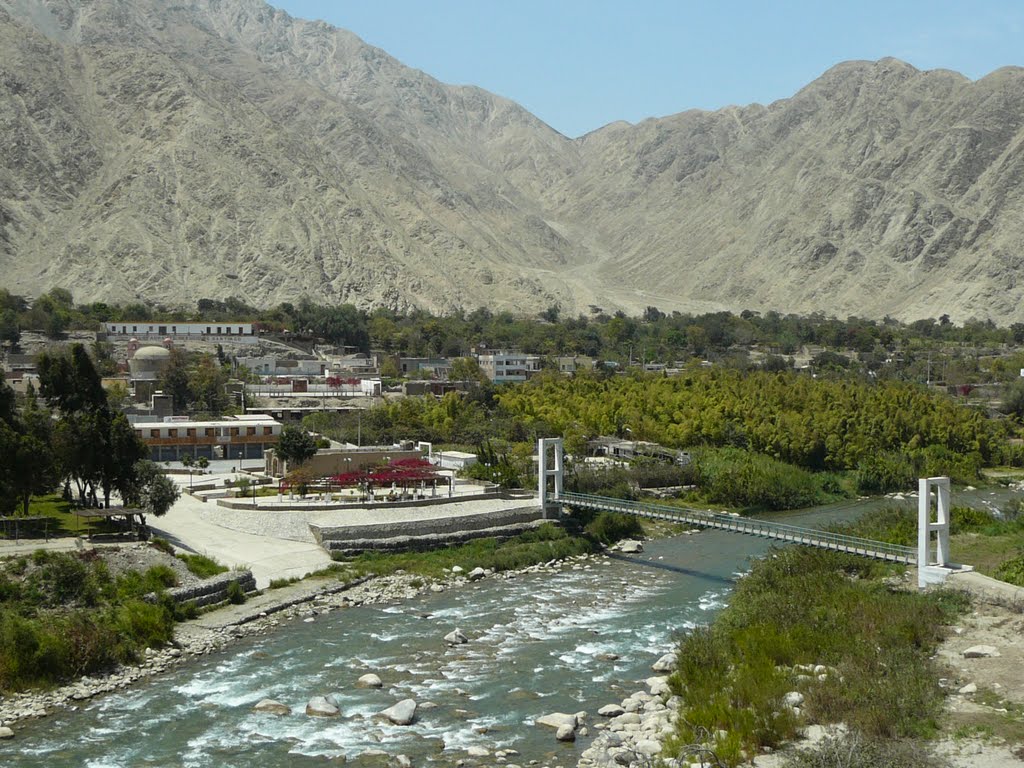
[2,0,1024,322]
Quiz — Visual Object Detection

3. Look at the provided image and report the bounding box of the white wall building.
[105,322,254,340]
[477,350,541,384]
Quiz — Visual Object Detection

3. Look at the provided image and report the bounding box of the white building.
[105,322,254,340]
[477,350,541,384]
[133,414,282,462]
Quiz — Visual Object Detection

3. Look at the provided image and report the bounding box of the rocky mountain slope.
[2,0,1024,322]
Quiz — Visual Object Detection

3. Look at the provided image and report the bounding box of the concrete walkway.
[148,494,333,589]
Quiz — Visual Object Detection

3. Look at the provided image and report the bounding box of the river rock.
[959,682,978,694]
[555,724,576,741]
[305,696,340,717]
[253,699,291,715]
[536,712,578,730]
[466,746,490,757]
[381,698,417,725]
[635,739,661,756]
[651,653,677,673]
[357,673,383,688]
[396,755,412,768]
[963,645,1000,658]
[617,540,644,553]
[444,629,468,645]
[450,566,464,574]
[468,567,486,581]
[0,726,13,739]
[599,704,625,717]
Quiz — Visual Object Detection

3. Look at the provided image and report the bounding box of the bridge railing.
[554,491,916,563]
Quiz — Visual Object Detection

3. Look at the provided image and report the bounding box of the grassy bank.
[329,516,639,580]
[0,549,183,693]
[838,504,1024,584]
[664,546,969,767]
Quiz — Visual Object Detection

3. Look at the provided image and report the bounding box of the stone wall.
[311,505,548,552]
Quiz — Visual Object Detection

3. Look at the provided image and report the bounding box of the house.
[477,350,541,384]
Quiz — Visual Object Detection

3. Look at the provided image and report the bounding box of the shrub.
[585,512,644,544]
[691,447,824,510]
[225,580,246,604]
[150,537,175,556]
[994,552,1024,587]
[782,733,950,768]
[855,451,916,494]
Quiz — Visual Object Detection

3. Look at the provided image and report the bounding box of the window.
[246,427,256,436]
[205,428,215,437]
[150,429,160,438]
[168,428,178,438]
[263,426,273,436]
[230,427,239,437]
[186,428,196,438]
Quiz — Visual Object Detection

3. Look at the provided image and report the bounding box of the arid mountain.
[2,0,1024,322]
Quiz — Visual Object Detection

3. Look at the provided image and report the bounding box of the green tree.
[37,344,107,414]
[276,426,319,468]
[122,460,181,521]
[159,347,193,412]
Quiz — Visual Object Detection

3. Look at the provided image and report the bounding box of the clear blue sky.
[270,1,1024,138]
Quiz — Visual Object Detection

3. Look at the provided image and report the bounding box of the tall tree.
[276,425,319,469]
[37,344,106,414]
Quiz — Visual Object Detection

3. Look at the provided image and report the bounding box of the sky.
[270,1,1024,138]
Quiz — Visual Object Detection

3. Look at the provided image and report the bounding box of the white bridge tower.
[537,438,564,518]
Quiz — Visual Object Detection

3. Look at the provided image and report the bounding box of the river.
[5,489,1017,767]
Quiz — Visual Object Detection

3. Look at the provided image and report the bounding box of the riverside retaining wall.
[311,506,549,553]
[146,570,257,608]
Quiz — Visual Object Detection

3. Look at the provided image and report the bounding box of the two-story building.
[133,414,282,462]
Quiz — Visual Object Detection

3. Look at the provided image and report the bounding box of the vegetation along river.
[7,490,1016,767]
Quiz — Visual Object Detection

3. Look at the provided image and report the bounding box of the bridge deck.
[554,491,916,565]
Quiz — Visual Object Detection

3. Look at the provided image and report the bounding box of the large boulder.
[598,704,625,717]
[536,712,578,730]
[555,724,576,741]
[617,540,644,554]
[381,698,417,726]
[444,628,468,645]
[0,726,13,740]
[253,698,291,715]
[783,691,804,708]
[467,567,486,581]
[963,645,1000,658]
[651,653,677,673]
[305,696,340,717]
[357,673,383,688]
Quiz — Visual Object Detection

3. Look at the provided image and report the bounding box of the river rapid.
[5,490,1017,767]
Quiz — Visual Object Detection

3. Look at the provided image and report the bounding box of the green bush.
[690,447,825,510]
[994,552,1024,586]
[584,512,644,544]
[855,451,916,494]
[149,537,175,556]
[225,580,246,604]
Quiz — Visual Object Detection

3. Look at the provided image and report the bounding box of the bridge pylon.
[537,438,564,518]
[918,476,967,588]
